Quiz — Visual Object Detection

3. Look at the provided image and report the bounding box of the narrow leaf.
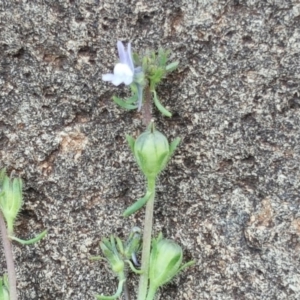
[95,279,125,300]
[166,61,179,72]
[10,230,47,245]
[116,237,124,255]
[125,134,135,153]
[112,96,137,110]
[123,191,152,217]
[169,137,181,157]
[152,90,172,117]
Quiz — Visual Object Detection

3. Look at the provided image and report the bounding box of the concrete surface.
[0,0,300,299]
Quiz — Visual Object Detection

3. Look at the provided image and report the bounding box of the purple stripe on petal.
[127,43,135,72]
[117,41,126,64]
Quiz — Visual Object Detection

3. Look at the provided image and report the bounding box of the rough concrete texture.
[0,0,300,299]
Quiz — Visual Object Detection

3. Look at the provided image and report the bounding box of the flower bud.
[124,227,141,260]
[100,236,125,275]
[149,236,183,289]
[0,170,23,235]
[134,124,170,180]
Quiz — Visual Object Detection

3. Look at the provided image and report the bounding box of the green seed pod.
[149,236,183,289]
[0,170,23,235]
[134,124,170,180]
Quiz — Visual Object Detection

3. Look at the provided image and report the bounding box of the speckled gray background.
[1,0,300,299]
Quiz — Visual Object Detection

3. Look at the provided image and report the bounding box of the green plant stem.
[137,178,156,300]
[123,277,130,300]
[142,85,152,126]
[0,213,17,300]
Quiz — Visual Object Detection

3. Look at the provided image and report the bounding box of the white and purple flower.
[102,41,144,110]
[102,41,135,86]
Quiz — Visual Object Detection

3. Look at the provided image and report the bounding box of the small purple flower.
[102,41,135,86]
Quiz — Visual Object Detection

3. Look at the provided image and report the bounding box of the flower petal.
[117,41,127,64]
[102,73,115,82]
[123,75,134,85]
[113,63,134,85]
[111,75,125,86]
[114,63,133,77]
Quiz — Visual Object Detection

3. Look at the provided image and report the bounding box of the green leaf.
[169,137,181,157]
[123,191,153,217]
[10,229,47,245]
[95,279,125,300]
[158,49,169,66]
[152,90,172,117]
[125,134,135,153]
[166,61,179,72]
[112,96,137,110]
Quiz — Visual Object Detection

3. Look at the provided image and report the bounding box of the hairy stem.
[142,85,152,126]
[0,213,17,300]
[137,178,156,300]
[123,279,130,300]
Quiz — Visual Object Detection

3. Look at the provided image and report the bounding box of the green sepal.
[9,229,47,245]
[89,255,105,261]
[169,138,181,158]
[0,274,9,300]
[158,49,169,67]
[110,236,117,254]
[125,134,135,153]
[125,260,143,274]
[178,260,196,273]
[95,279,125,300]
[0,172,23,235]
[149,233,194,290]
[152,90,172,117]
[166,61,179,72]
[132,52,141,66]
[123,191,153,217]
[0,169,6,183]
[112,95,137,110]
[116,237,124,255]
